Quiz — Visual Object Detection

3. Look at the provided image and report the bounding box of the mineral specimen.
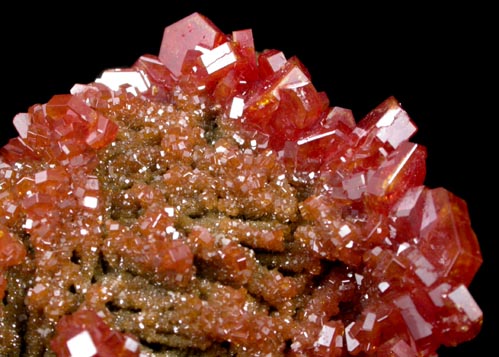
[0,12,482,356]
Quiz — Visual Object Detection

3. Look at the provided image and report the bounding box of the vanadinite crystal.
[0,12,482,356]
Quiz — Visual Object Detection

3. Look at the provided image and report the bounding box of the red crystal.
[0,227,25,269]
[0,11,482,356]
[0,226,26,300]
[159,12,226,78]
[418,187,482,286]
[50,309,140,357]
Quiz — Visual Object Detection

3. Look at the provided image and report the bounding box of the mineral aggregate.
[0,12,482,356]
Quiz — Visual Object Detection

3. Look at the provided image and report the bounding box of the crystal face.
[0,12,482,356]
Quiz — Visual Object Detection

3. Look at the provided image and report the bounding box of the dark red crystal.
[50,309,140,357]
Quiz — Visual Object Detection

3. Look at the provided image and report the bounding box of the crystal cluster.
[0,12,482,356]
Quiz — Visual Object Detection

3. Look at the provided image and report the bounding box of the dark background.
[1,2,494,356]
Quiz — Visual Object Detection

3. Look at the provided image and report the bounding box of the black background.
[1,1,495,356]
